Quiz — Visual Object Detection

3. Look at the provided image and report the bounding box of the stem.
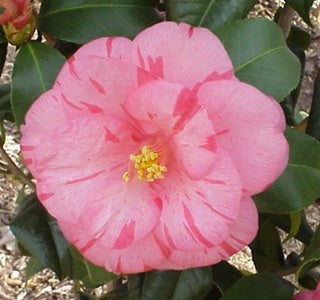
[277,3,296,39]
[0,146,36,190]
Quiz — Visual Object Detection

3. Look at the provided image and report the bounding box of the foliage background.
[1,0,320,299]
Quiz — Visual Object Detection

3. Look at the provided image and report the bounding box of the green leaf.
[250,218,284,272]
[215,18,300,101]
[287,25,311,50]
[10,194,70,279]
[0,83,13,121]
[140,267,213,300]
[221,274,294,300]
[70,246,116,288]
[166,0,258,30]
[298,223,320,279]
[254,164,320,213]
[282,211,301,243]
[211,261,243,293]
[11,42,65,125]
[267,211,313,245]
[285,0,314,25]
[306,70,320,140]
[254,128,320,213]
[39,0,162,44]
[26,256,45,279]
[141,270,181,299]
[128,274,144,300]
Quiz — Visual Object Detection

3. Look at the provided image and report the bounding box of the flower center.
[123,146,167,182]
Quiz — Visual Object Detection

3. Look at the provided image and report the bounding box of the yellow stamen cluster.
[122,146,167,182]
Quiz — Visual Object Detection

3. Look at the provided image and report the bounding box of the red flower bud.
[0,0,36,45]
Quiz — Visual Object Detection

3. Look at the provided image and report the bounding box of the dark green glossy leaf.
[281,45,305,125]
[10,194,70,279]
[215,18,300,101]
[39,0,161,44]
[287,25,311,49]
[26,256,45,279]
[141,270,181,299]
[0,42,7,75]
[254,164,320,213]
[211,261,243,293]
[254,128,320,213]
[298,223,320,278]
[286,128,320,169]
[250,218,284,272]
[128,274,144,300]
[70,246,116,288]
[101,283,129,300]
[267,211,313,244]
[167,0,257,30]
[306,70,320,140]
[0,83,14,121]
[171,267,213,300]
[221,274,294,300]
[11,42,65,125]
[285,0,314,25]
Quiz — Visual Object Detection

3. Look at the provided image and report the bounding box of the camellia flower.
[294,282,320,300]
[0,0,36,45]
[21,22,288,273]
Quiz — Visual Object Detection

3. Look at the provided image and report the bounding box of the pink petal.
[124,80,198,135]
[197,80,288,195]
[58,222,169,274]
[173,109,217,180]
[54,56,149,119]
[153,151,242,253]
[72,37,139,66]
[133,22,234,88]
[157,195,258,269]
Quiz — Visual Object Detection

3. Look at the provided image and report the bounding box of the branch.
[277,3,296,39]
[0,146,35,190]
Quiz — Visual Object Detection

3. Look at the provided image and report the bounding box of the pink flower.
[0,0,31,29]
[294,282,320,300]
[21,22,288,274]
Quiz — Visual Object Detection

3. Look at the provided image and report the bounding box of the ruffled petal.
[54,56,153,119]
[157,195,258,269]
[133,22,234,88]
[197,80,288,195]
[153,151,242,253]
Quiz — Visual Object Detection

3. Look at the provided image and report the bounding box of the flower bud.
[0,0,36,45]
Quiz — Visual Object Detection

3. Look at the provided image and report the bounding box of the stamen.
[123,146,167,182]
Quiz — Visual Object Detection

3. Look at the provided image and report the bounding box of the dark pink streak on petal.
[68,56,80,79]
[202,201,234,222]
[24,158,33,164]
[38,193,54,201]
[183,203,214,248]
[148,56,164,78]
[20,145,35,151]
[202,178,226,185]
[153,234,171,258]
[173,88,199,132]
[137,47,145,69]
[81,101,103,114]
[110,162,125,172]
[230,235,247,247]
[193,69,234,93]
[200,135,216,152]
[143,262,153,272]
[164,224,177,249]
[106,37,114,57]
[116,257,122,273]
[80,238,97,252]
[148,112,156,119]
[61,93,83,110]
[66,170,104,185]
[216,129,229,136]
[104,127,120,143]
[89,78,106,95]
[153,197,163,211]
[220,241,237,255]
[137,68,156,86]
[131,132,144,143]
[113,220,136,249]
[188,26,194,38]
